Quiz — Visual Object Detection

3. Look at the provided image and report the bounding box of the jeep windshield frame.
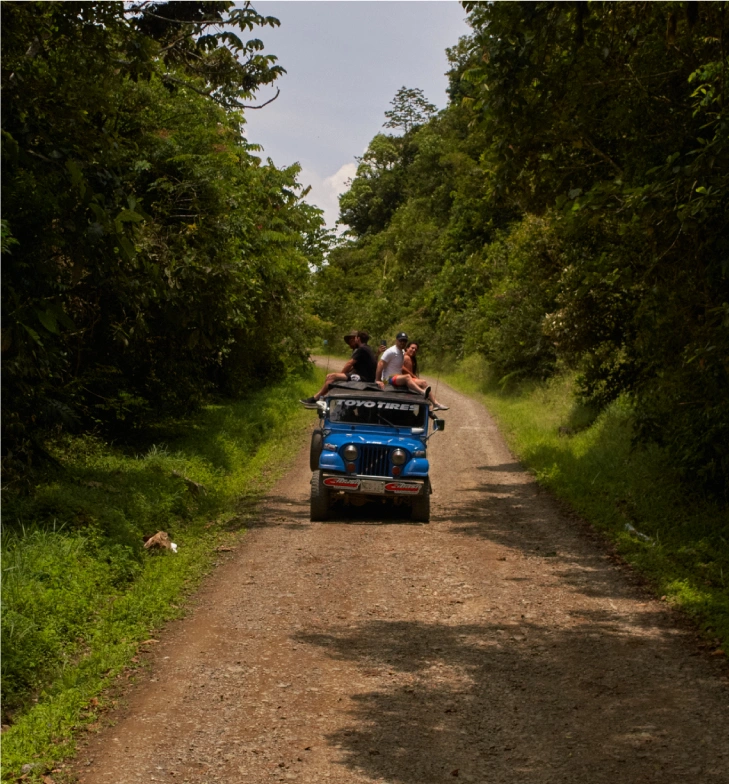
[326,395,427,429]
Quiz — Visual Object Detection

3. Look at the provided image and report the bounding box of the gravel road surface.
[74,378,728,783]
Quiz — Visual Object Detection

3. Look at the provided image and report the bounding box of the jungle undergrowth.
[0,366,325,781]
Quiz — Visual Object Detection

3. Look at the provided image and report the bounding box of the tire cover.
[310,429,323,472]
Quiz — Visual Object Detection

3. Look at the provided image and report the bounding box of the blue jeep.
[308,381,445,522]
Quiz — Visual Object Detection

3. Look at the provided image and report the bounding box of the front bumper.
[321,473,427,497]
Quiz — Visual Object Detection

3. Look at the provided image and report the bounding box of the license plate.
[360,479,385,494]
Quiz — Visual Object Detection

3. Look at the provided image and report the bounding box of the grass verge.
[1,366,324,780]
[442,355,729,652]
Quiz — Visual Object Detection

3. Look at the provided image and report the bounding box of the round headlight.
[391,448,408,466]
[342,444,359,461]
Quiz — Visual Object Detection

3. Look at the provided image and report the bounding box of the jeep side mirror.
[433,418,445,432]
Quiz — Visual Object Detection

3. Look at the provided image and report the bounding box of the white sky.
[240,1,471,228]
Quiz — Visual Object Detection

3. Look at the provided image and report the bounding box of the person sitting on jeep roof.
[404,340,419,377]
[376,332,448,410]
[300,330,377,409]
[404,341,448,411]
[355,331,378,380]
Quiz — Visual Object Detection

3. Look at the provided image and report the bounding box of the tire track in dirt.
[73,378,728,783]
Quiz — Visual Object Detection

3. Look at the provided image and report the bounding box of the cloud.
[324,162,357,198]
[300,162,357,229]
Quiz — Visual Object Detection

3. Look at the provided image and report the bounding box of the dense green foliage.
[1,7,327,760]
[311,1,729,497]
[2,2,325,477]
[0,367,323,776]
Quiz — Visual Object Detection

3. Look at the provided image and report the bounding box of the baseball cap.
[343,331,358,343]
[396,331,408,341]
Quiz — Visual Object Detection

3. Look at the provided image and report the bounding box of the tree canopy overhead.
[4,0,728,498]
[1,1,325,479]
[311,1,729,498]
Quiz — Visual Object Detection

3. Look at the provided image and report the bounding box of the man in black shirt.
[300,331,377,408]
[353,331,377,382]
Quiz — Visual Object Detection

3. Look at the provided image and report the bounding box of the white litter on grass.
[624,523,653,544]
[170,543,178,553]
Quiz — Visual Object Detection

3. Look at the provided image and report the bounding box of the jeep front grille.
[358,445,390,477]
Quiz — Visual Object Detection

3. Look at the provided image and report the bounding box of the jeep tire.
[310,470,330,521]
[310,428,324,471]
[410,490,430,523]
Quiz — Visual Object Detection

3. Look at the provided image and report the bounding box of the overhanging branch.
[161,74,280,109]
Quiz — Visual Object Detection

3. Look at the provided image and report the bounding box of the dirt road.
[75,379,728,783]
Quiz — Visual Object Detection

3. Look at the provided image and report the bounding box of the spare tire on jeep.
[310,428,323,471]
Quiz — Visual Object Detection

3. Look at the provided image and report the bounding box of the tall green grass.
[1,367,324,779]
[444,355,729,650]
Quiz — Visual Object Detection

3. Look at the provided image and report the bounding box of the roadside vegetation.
[3,1,728,776]
[1,367,323,780]
[1,4,328,775]
[444,355,729,652]
[2,1,330,481]
[309,3,728,642]
[310,2,729,502]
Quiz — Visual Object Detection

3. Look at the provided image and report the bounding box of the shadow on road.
[441,466,639,604]
[294,618,724,783]
[255,492,427,527]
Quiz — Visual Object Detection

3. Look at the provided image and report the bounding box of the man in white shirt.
[376,332,448,410]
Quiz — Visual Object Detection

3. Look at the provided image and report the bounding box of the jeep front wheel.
[310,470,330,521]
[410,491,430,523]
